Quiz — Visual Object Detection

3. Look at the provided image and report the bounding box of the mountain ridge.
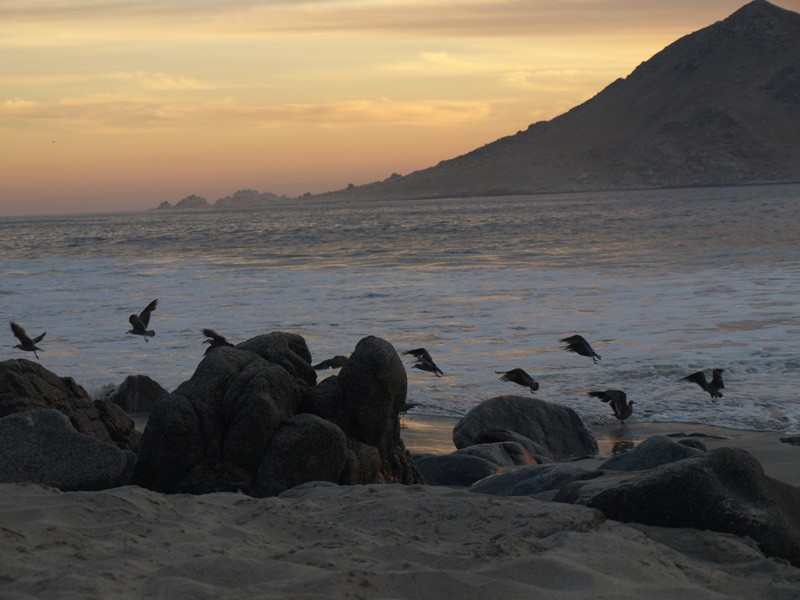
[319,0,800,201]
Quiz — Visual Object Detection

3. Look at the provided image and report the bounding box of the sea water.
[2,184,799,433]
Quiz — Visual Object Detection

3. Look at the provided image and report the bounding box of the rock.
[305,335,420,485]
[469,465,595,500]
[133,334,422,496]
[453,395,598,461]
[413,453,500,487]
[0,409,136,491]
[0,359,140,452]
[554,447,800,567]
[677,438,707,452]
[108,374,169,413]
[237,332,317,386]
[454,442,537,468]
[780,435,800,447]
[253,414,350,497]
[599,435,704,471]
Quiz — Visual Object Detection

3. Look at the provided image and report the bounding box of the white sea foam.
[2,185,799,432]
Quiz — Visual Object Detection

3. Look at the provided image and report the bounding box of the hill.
[322,0,800,200]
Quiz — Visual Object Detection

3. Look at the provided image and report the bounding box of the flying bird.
[495,368,539,393]
[313,355,349,370]
[588,389,635,423]
[681,369,724,400]
[402,348,444,377]
[126,299,158,342]
[10,321,46,359]
[560,334,601,363]
[202,328,234,355]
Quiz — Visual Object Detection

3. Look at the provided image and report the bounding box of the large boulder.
[598,435,704,471]
[108,374,169,414]
[453,395,598,462]
[413,453,500,487]
[0,359,140,452]
[304,335,419,485]
[554,446,800,567]
[0,409,136,490]
[133,333,422,496]
[455,441,537,468]
[469,464,595,500]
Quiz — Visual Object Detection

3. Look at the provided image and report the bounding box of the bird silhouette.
[10,322,46,359]
[126,299,158,342]
[588,389,635,423]
[402,348,444,377]
[495,368,539,393]
[202,328,234,354]
[313,355,349,370]
[560,334,601,363]
[681,369,724,400]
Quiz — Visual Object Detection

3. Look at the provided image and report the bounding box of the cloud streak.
[0,0,772,41]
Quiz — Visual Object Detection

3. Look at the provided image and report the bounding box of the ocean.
[2,184,799,433]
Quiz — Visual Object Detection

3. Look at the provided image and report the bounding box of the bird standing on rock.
[126,299,158,342]
[10,321,46,359]
[202,328,234,354]
[588,389,635,423]
[560,334,601,363]
[681,369,724,400]
[495,368,539,393]
[402,348,444,377]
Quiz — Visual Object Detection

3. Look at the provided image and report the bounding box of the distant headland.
[155,1,800,211]
[155,189,290,211]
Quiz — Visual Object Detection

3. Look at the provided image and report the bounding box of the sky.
[2,0,799,216]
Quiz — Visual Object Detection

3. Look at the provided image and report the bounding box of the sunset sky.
[2,0,798,216]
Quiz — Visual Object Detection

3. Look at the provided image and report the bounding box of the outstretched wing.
[403,348,433,363]
[496,368,532,386]
[313,355,349,370]
[10,322,33,346]
[138,299,158,327]
[32,331,46,344]
[681,371,709,389]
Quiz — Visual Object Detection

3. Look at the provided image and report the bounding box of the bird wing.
[711,369,725,389]
[10,322,33,346]
[139,299,158,326]
[681,371,709,389]
[500,368,532,386]
[403,348,433,362]
[32,331,46,344]
[129,314,146,331]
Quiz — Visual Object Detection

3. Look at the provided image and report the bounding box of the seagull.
[495,368,539,393]
[402,348,444,377]
[313,355,349,370]
[202,328,234,355]
[681,369,724,400]
[560,334,601,363]
[126,299,158,342]
[10,322,46,359]
[588,389,635,423]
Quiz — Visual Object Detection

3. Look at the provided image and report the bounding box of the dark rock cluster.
[0,333,421,497]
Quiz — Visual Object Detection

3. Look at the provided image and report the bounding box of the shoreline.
[401,414,800,487]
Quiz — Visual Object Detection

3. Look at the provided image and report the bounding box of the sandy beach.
[2,417,799,599]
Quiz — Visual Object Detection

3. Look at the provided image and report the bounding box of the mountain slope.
[328,0,800,199]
